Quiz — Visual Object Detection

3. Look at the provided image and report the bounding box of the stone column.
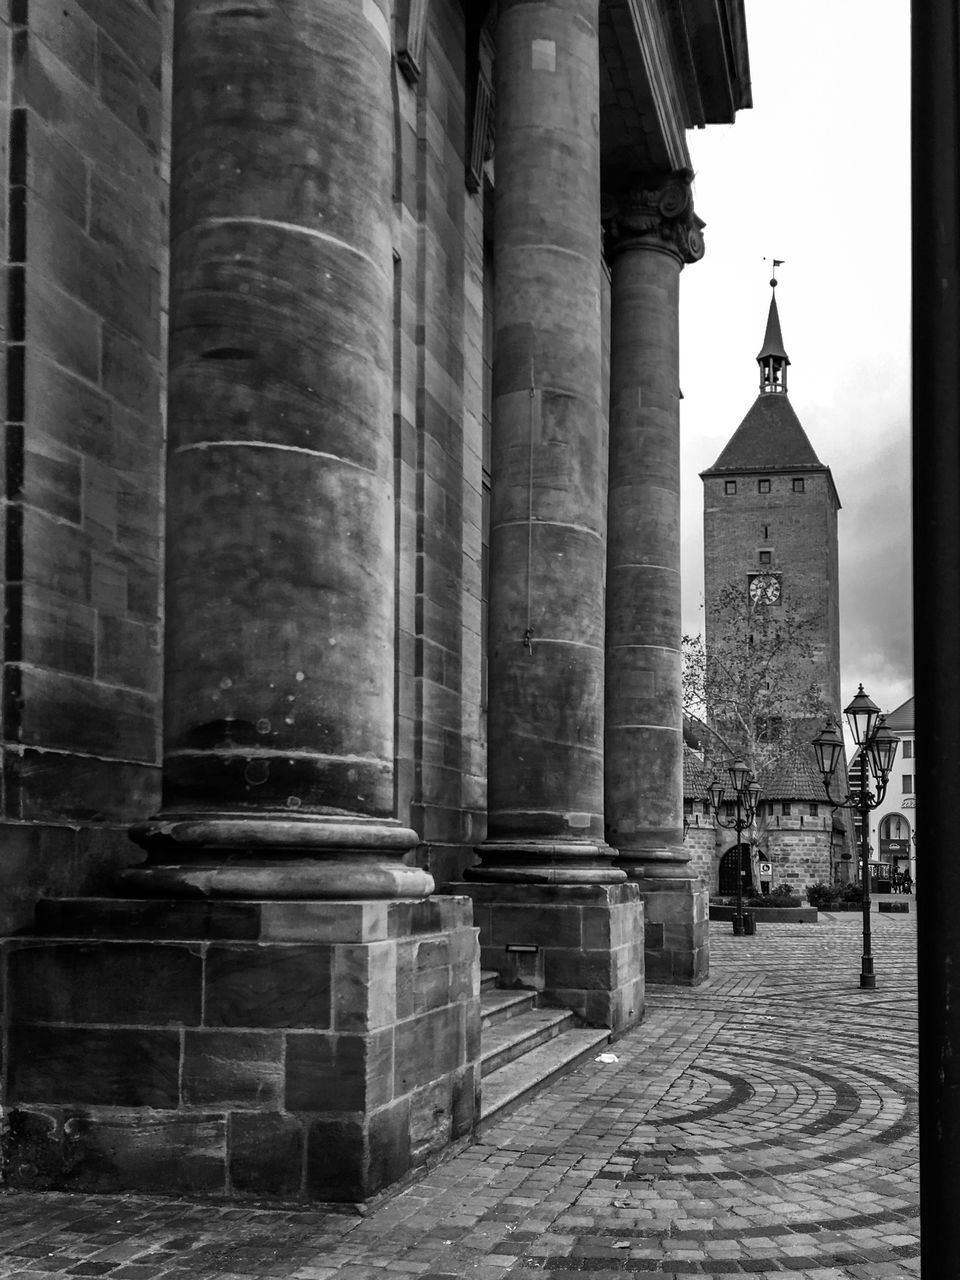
[463,0,642,1034]
[469,0,620,885]
[123,0,428,900]
[4,3,484,1204]
[604,174,708,983]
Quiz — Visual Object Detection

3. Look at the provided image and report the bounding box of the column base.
[621,864,709,986]
[2,894,479,1203]
[124,810,432,900]
[466,839,626,885]
[457,881,643,1034]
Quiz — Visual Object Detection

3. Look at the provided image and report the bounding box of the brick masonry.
[393,7,489,889]
[462,881,643,1033]
[702,470,842,745]
[1,894,480,1202]
[682,801,832,895]
[1,0,172,928]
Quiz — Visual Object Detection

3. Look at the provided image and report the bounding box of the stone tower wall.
[703,469,841,725]
[765,813,833,891]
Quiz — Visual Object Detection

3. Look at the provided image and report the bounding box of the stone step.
[479,1026,612,1130]
[480,986,537,1029]
[480,1005,575,1076]
[480,969,500,991]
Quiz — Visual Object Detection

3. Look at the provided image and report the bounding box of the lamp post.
[813,684,900,989]
[708,759,761,936]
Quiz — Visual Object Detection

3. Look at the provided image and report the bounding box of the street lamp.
[813,683,901,989]
[708,759,761,936]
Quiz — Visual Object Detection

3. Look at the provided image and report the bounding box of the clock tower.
[701,278,842,730]
[695,278,850,891]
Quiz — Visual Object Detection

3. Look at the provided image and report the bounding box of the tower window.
[782,801,791,816]
[725,480,737,495]
[792,478,805,493]
[758,479,771,493]
[902,740,913,759]
[809,803,819,816]
[759,551,771,564]
[903,774,914,794]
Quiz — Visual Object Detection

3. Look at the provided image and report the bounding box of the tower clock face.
[748,573,782,605]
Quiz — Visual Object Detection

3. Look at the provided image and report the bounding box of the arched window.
[879,814,911,842]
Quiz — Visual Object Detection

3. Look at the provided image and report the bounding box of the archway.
[879,813,912,888]
[718,844,752,897]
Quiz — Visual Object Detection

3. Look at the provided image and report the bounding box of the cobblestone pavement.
[0,913,919,1280]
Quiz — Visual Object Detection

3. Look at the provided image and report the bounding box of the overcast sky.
[677,0,912,721]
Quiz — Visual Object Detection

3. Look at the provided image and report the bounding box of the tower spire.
[757,262,790,394]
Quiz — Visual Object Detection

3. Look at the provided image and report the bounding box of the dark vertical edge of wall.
[3,40,28,794]
[912,1,960,1270]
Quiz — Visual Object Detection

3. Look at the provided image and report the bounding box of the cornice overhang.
[463,0,752,202]
[598,0,751,196]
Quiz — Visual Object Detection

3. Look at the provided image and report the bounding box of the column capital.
[606,171,705,264]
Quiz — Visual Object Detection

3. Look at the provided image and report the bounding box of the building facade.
[0,0,752,1201]
[858,695,916,891]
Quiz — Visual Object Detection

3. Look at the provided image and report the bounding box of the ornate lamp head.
[868,717,900,782]
[746,779,762,814]
[727,759,750,794]
[812,721,845,783]
[708,778,726,812]
[844,684,880,747]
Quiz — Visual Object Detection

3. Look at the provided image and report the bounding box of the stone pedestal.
[634,875,709,985]
[461,882,643,1033]
[2,896,480,1203]
[604,175,708,984]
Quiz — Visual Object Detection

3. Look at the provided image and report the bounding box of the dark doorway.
[718,844,752,896]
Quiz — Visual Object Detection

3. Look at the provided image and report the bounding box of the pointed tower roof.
[757,284,790,363]
[701,278,839,506]
[702,394,825,474]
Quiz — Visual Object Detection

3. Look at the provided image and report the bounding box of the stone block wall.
[0,0,172,930]
[765,809,833,890]
[2,895,480,1201]
[393,3,488,888]
[465,882,644,1033]
[683,807,715,886]
[702,471,841,720]
[0,0,500,924]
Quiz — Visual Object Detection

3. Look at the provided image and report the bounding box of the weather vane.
[765,257,785,287]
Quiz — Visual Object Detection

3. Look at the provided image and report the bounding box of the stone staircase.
[478,970,611,1131]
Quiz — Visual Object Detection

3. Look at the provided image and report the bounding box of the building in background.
[691,280,852,891]
[855,695,916,891]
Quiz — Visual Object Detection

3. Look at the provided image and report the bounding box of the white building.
[853,696,916,892]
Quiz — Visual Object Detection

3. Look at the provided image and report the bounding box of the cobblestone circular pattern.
[0,913,918,1280]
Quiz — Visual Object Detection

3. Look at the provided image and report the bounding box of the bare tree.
[683,582,833,780]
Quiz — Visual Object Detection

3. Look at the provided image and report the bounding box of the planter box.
[709,905,818,924]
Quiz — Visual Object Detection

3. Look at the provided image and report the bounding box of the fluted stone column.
[124,0,428,900]
[463,0,642,1034]
[604,174,708,983]
[469,0,621,885]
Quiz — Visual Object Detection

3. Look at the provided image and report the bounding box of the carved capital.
[606,172,705,265]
